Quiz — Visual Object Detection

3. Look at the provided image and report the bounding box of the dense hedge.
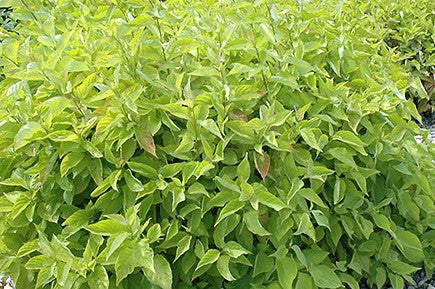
[365,0,434,112]
[0,1,434,289]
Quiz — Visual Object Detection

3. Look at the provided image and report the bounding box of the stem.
[249,22,269,92]
[19,0,42,30]
[2,54,19,67]
[191,107,198,142]
[44,0,55,9]
[266,4,281,70]
[155,17,168,62]
[254,45,269,92]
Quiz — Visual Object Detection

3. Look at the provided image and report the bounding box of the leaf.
[244,210,270,236]
[276,256,298,289]
[190,66,219,77]
[387,260,419,275]
[39,151,59,185]
[333,177,345,205]
[223,241,251,258]
[270,245,288,260]
[115,240,154,285]
[200,119,223,139]
[106,232,130,260]
[394,230,425,262]
[136,128,157,158]
[307,163,334,181]
[60,152,84,177]
[86,219,129,236]
[196,249,220,271]
[216,199,245,225]
[90,175,111,197]
[62,209,92,232]
[226,120,255,142]
[254,152,270,181]
[127,161,157,178]
[299,188,327,208]
[327,147,357,169]
[25,255,53,270]
[36,35,56,47]
[253,252,274,277]
[270,75,298,90]
[372,213,391,231]
[82,140,103,158]
[332,131,367,155]
[55,258,71,285]
[338,273,359,289]
[217,255,236,281]
[14,122,45,149]
[17,240,39,257]
[311,210,330,230]
[375,267,387,289]
[174,235,191,262]
[68,60,91,72]
[300,128,322,151]
[145,255,172,289]
[356,216,373,239]
[259,23,275,43]
[296,272,313,289]
[291,245,308,268]
[36,265,54,288]
[124,169,144,192]
[182,161,199,185]
[215,175,240,192]
[285,56,314,76]
[114,241,136,285]
[237,153,251,182]
[253,183,286,211]
[228,63,253,76]
[147,224,161,243]
[194,160,215,179]
[309,265,342,288]
[389,273,404,289]
[88,265,109,289]
[10,192,31,220]
[349,171,367,194]
[294,213,316,241]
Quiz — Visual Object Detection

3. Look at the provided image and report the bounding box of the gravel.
[0,275,14,289]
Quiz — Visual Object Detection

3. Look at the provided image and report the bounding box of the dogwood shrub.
[0,1,433,289]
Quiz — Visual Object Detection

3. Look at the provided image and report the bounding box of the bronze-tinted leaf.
[254,152,270,181]
[135,128,158,158]
[229,109,248,122]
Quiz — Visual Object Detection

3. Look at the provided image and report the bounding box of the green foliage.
[363,0,434,111]
[0,0,434,289]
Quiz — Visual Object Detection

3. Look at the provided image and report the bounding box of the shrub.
[0,1,434,289]
[360,0,434,112]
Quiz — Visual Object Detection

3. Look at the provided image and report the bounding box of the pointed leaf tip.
[254,152,270,181]
[136,128,158,158]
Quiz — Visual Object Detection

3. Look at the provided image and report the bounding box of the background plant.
[361,0,434,112]
[0,1,434,289]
